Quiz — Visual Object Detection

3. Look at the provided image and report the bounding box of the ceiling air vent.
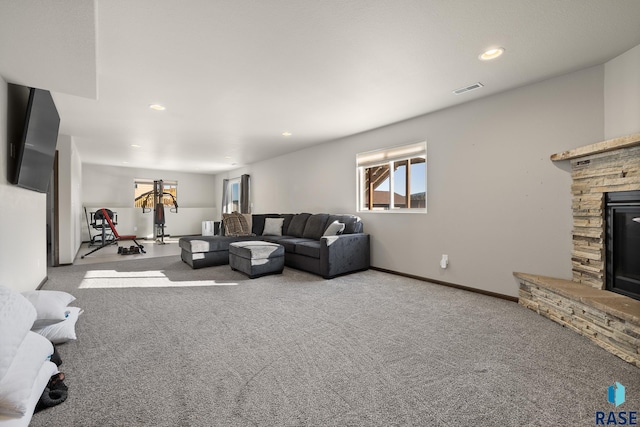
[453,82,484,95]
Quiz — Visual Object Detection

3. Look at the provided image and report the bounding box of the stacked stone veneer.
[571,144,640,289]
[516,134,640,368]
[517,273,640,368]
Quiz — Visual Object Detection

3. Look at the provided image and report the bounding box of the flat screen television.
[7,83,60,193]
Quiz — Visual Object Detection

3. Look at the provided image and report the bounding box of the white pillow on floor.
[0,332,53,417]
[32,307,83,344]
[21,290,76,328]
[0,360,59,426]
[0,287,37,383]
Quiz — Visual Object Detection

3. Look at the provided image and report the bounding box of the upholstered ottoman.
[229,241,285,279]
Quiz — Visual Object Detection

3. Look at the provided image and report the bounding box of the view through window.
[357,142,427,212]
[134,180,178,209]
[226,178,240,213]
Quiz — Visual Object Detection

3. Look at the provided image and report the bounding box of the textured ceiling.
[0,0,96,98]
[2,0,640,174]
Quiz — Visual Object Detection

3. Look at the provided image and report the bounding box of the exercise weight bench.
[81,208,146,259]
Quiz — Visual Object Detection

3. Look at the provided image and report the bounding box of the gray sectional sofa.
[179,213,370,279]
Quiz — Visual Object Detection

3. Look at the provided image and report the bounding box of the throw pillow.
[263,218,284,236]
[323,221,345,236]
[21,290,76,328]
[241,214,252,234]
[222,212,254,237]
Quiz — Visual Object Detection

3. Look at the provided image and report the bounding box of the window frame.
[356,141,427,213]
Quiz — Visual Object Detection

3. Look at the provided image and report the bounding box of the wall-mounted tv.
[7,83,60,193]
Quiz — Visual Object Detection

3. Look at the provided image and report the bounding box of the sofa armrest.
[319,233,370,279]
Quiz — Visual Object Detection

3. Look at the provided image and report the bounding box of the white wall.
[216,66,605,297]
[604,43,640,139]
[82,164,217,240]
[0,77,48,292]
[57,134,83,264]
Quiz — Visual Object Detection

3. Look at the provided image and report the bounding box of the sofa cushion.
[287,213,311,237]
[252,214,280,235]
[280,214,295,235]
[295,240,321,258]
[302,214,330,240]
[261,235,293,243]
[278,238,312,253]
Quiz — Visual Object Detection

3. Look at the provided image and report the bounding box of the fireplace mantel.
[550,132,640,161]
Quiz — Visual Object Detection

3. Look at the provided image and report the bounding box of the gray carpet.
[30,256,639,426]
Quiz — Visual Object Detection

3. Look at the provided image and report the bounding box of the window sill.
[357,209,427,214]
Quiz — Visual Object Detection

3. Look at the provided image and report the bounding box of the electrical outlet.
[440,254,449,269]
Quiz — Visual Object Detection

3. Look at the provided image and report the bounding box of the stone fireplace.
[515,132,640,368]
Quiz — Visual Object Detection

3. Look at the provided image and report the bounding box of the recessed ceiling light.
[282,132,292,137]
[224,156,232,159]
[131,144,141,148]
[149,104,166,111]
[479,47,505,61]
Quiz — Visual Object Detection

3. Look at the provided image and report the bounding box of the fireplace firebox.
[605,190,640,301]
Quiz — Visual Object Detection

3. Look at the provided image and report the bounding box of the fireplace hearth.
[606,190,640,301]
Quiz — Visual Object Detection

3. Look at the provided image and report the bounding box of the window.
[222,174,250,215]
[134,179,178,209]
[224,177,241,213]
[357,141,426,212]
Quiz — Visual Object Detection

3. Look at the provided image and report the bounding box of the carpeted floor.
[30,256,640,426]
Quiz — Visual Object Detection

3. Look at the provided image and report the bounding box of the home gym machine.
[85,207,115,247]
[138,180,178,244]
[81,208,146,258]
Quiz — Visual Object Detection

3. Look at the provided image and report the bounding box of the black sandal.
[34,388,68,413]
[48,372,68,391]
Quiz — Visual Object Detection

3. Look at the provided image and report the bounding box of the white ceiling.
[2,0,640,174]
